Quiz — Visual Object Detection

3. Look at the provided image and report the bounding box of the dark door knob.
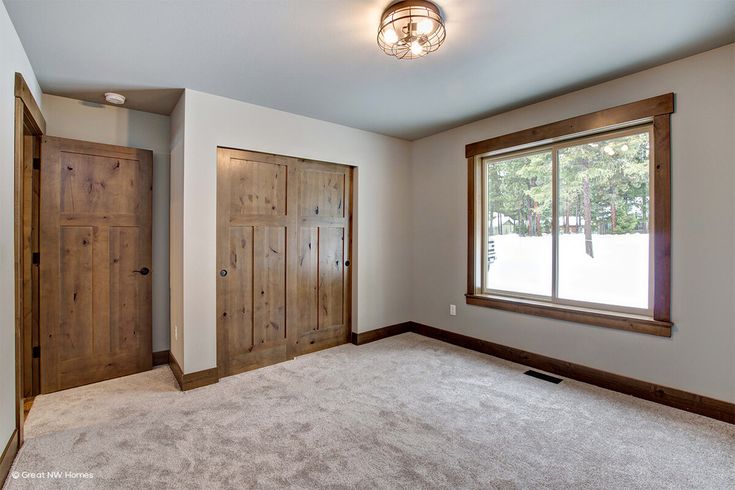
[134,267,150,276]
[344,260,350,267]
[219,269,228,277]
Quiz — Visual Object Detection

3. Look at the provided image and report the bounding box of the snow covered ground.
[487,233,649,309]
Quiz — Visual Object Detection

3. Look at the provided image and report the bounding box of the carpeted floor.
[4,333,735,489]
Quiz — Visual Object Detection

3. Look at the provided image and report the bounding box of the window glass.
[486,150,552,297]
[557,131,650,309]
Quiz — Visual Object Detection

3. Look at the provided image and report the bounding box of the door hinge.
[32,252,40,265]
[33,157,40,170]
[32,346,40,359]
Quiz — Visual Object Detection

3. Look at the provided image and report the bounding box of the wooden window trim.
[465,94,673,159]
[466,94,674,336]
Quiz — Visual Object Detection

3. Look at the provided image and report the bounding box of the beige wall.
[175,89,413,373]
[41,94,172,353]
[0,1,43,450]
[410,44,735,403]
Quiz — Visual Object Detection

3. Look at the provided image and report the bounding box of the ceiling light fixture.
[104,92,126,105]
[377,0,446,60]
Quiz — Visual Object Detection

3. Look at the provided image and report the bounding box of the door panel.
[217,150,295,378]
[295,163,352,355]
[40,136,152,393]
[109,227,142,352]
[298,170,345,218]
[253,226,287,345]
[229,158,287,216]
[296,227,319,336]
[60,153,143,215]
[217,149,352,377]
[225,226,255,354]
[58,226,94,361]
[318,227,345,329]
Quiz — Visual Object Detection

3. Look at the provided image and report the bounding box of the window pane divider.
[551,148,559,300]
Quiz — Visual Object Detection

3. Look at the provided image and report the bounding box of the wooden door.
[217,149,297,377]
[294,160,352,354]
[217,148,352,378]
[40,137,153,393]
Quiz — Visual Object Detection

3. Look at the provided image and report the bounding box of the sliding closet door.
[216,149,297,377]
[217,148,352,378]
[295,161,352,354]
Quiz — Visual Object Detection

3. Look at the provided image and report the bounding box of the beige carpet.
[4,333,735,489]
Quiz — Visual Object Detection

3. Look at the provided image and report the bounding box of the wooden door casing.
[21,134,40,397]
[40,137,153,393]
[216,148,352,378]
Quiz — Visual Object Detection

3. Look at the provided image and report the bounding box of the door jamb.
[14,73,45,449]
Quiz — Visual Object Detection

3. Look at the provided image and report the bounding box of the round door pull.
[344,260,350,267]
[134,267,150,276]
[219,269,228,277]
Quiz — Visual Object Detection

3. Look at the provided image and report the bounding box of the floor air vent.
[524,370,563,384]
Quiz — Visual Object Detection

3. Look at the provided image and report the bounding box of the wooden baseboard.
[168,352,219,391]
[167,320,732,422]
[152,350,170,366]
[168,352,184,389]
[180,367,219,391]
[410,322,735,424]
[351,322,413,345]
[0,429,18,486]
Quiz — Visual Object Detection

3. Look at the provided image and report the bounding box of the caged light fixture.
[377,0,446,60]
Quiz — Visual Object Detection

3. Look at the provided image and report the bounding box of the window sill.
[465,294,672,337]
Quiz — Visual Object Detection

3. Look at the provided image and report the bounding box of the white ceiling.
[5,0,735,140]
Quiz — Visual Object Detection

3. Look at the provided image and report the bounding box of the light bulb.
[604,146,615,156]
[383,29,398,45]
[417,18,434,34]
[410,40,424,56]
[620,144,629,152]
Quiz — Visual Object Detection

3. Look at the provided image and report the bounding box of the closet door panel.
[252,226,287,345]
[217,149,352,375]
[318,227,345,330]
[217,150,293,377]
[296,227,319,337]
[295,163,352,355]
[224,226,254,355]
